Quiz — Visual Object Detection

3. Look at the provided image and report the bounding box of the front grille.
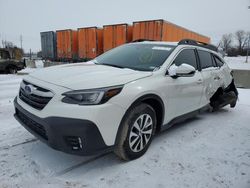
[19,81,53,110]
[23,80,50,92]
[16,109,48,140]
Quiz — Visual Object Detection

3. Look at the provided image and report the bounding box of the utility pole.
[246,36,249,63]
[30,49,32,60]
[20,35,23,49]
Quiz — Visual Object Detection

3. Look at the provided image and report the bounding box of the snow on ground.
[0,74,250,188]
[18,67,39,74]
[225,56,250,70]
[35,60,44,68]
[18,60,45,74]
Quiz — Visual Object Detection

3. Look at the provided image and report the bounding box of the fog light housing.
[65,136,83,150]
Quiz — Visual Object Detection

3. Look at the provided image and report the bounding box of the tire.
[7,66,17,74]
[230,91,238,108]
[115,103,156,161]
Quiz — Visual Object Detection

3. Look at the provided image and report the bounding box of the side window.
[214,55,224,67]
[198,50,214,69]
[211,54,217,67]
[173,49,198,70]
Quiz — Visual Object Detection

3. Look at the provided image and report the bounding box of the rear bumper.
[210,80,238,110]
[14,97,113,156]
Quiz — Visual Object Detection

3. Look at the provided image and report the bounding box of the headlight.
[62,85,123,105]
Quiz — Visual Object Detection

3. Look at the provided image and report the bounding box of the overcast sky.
[0,0,250,52]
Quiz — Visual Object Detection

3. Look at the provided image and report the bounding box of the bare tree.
[245,32,250,62]
[1,40,14,48]
[235,30,246,54]
[219,33,232,53]
[243,32,250,48]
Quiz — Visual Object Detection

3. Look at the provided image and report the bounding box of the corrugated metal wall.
[133,19,210,43]
[40,31,56,60]
[78,27,103,60]
[103,24,133,52]
[41,19,211,61]
[56,29,78,60]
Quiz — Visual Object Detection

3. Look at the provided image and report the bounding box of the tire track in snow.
[56,152,111,176]
[0,138,38,151]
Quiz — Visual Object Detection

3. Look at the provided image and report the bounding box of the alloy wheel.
[129,114,153,152]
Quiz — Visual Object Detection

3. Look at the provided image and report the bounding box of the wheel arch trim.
[114,93,165,146]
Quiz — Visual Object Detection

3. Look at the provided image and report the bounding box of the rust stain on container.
[78,27,103,60]
[56,29,78,60]
[103,23,133,52]
[133,19,210,43]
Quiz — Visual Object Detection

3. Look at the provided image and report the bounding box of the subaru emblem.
[24,85,34,95]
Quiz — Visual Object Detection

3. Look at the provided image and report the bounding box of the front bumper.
[14,97,114,155]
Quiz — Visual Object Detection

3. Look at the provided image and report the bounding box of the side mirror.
[168,63,196,78]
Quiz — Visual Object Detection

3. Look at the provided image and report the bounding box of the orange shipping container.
[56,29,78,60]
[78,27,103,60]
[103,24,133,52]
[133,20,162,41]
[133,19,210,43]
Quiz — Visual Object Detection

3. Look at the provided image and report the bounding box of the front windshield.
[95,43,175,71]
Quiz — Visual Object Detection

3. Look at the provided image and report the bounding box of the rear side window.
[198,50,214,69]
[214,55,224,67]
[211,54,217,67]
[173,49,198,70]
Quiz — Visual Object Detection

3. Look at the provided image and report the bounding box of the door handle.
[196,79,203,84]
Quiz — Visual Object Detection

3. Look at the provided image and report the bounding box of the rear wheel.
[115,103,156,161]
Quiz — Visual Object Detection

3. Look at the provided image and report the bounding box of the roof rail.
[178,39,218,52]
[132,39,155,43]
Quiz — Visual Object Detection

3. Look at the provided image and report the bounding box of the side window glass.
[173,49,197,70]
[214,55,224,67]
[198,50,214,69]
[211,54,217,67]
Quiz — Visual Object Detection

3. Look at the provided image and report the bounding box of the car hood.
[29,62,152,90]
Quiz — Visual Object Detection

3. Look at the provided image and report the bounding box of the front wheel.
[7,66,17,74]
[115,103,156,161]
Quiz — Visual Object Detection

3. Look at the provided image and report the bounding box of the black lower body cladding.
[14,97,113,156]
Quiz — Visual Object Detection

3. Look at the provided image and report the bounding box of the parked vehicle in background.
[14,39,238,161]
[0,48,25,74]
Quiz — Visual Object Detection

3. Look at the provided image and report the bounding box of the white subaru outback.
[14,39,238,160]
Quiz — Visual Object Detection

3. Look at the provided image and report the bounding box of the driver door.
[164,48,204,123]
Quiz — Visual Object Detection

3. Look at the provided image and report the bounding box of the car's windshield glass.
[95,43,175,71]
